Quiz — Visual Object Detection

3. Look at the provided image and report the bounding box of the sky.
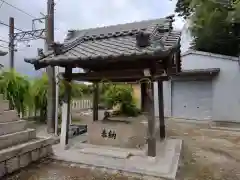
[0,0,187,77]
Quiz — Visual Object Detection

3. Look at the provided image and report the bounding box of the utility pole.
[8,17,14,110]
[46,0,56,133]
[9,17,14,69]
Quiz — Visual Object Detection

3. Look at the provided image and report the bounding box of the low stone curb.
[0,137,56,178]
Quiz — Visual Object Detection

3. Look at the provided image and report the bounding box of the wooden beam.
[158,80,165,140]
[146,80,156,157]
[140,82,147,112]
[93,83,99,121]
[62,69,169,82]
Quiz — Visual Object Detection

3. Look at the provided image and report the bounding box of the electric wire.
[0,44,8,49]
[0,20,46,40]
[0,0,37,19]
[0,1,4,9]
[0,20,25,32]
[0,39,9,44]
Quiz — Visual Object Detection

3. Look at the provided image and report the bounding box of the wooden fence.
[71,99,93,111]
[23,99,93,118]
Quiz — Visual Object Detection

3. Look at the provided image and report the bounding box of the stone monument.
[86,113,147,149]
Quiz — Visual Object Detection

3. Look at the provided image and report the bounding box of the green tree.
[175,0,240,56]
[30,73,48,121]
[0,69,30,115]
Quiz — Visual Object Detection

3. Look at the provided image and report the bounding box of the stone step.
[0,129,36,150]
[0,137,54,177]
[0,110,19,123]
[0,100,9,113]
[0,120,26,136]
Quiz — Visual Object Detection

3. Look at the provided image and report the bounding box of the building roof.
[182,50,239,61]
[25,15,181,70]
[172,68,220,80]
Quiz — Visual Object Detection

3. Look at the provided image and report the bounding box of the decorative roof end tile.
[51,42,64,56]
[37,48,45,58]
[136,31,151,48]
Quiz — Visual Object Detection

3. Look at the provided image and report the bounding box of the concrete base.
[0,120,26,136]
[52,139,182,180]
[0,95,55,178]
[0,128,36,150]
[0,110,19,123]
[0,137,54,178]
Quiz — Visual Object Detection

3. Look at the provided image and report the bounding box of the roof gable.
[64,16,174,43]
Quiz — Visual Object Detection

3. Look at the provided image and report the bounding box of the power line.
[0,1,4,9]
[0,20,24,32]
[0,44,25,52]
[0,20,45,40]
[0,0,37,19]
[0,39,9,44]
[0,44,8,49]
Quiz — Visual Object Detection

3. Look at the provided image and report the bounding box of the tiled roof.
[25,15,181,69]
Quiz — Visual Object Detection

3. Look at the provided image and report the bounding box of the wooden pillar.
[140,82,147,112]
[93,82,99,121]
[60,66,72,149]
[146,81,156,157]
[158,80,165,140]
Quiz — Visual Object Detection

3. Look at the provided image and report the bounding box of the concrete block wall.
[0,95,54,178]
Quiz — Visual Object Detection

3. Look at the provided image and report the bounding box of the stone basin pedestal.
[87,115,147,148]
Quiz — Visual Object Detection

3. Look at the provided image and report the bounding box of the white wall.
[153,81,171,117]
[154,50,240,122]
[181,51,240,122]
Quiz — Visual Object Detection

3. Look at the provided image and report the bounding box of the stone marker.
[87,115,147,148]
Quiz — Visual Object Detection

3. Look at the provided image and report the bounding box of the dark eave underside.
[60,69,169,82]
[175,68,220,77]
[30,47,173,70]
[59,68,220,83]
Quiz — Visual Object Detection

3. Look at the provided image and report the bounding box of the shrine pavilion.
[25,15,182,157]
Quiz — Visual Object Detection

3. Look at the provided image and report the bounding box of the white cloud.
[0,0,185,76]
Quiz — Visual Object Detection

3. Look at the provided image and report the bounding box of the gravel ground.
[6,118,240,180]
[5,159,141,180]
[165,120,240,180]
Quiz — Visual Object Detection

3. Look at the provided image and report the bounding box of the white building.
[154,50,240,123]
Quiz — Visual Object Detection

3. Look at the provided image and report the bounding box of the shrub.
[103,84,139,117]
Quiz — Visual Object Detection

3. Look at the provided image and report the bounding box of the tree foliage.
[0,70,89,122]
[30,73,49,121]
[175,0,240,56]
[0,70,30,115]
[103,84,139,117]
[0,69,139,120]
